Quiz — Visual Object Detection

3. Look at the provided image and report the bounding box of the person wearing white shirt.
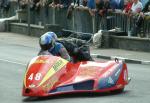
[129,0,143,36]
[131,0,143,13]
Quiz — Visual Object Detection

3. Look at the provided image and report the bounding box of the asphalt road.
[0,33,150,103]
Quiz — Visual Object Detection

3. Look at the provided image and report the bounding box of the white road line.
[0,58,26,66]
[141,61,150,65]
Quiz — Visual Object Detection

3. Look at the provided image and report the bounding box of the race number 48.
[28,73,42,81]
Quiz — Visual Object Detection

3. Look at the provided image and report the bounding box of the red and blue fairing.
[22,55,130,97]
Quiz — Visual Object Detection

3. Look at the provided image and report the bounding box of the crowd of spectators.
[0,0,150,37]
[1,0,150,17]
[16,0,150,16]
[17,0,150,36]
[18,0,72,9]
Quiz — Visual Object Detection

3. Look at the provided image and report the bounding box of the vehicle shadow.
[22,90,130,102]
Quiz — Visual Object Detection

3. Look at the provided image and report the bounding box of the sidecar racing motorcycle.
[22,55,130,97]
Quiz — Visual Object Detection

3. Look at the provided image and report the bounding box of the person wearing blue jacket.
[38,32,71,61]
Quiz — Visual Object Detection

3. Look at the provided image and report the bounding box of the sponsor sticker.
[38,58,68,87]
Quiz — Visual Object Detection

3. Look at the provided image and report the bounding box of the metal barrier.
[0,2,150,38]
[143,17,150,38]
[111,13,150,37]
[44,8,93,33]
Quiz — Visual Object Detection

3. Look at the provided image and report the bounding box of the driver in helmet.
[45,31,93,62]
[38,32,71,61]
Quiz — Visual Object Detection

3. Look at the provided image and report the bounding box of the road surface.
[0,32,150,103]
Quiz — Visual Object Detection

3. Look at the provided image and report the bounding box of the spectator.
[87,0,113,30]
[140,0,149,8]
[75,0,88,7]
[97,0,113,16]
[142,0,150,12]
[98,0,113,30]
[49,0,72,8]
[19,0,41,10]
[66,0,89,19]
[110,0,124,10]
[19,0,28,9]
[49,0,60,8]
[60,0,72,8]
[123,0,133,14]
[130,0,143,14]
[87,0,97,16]
[35,0,47,7]
[129,0,143,36]
[87,0,113,16]
[139,1,150,21]
[76,0,89,10]
[30,0,39,10]
[81,0,88,7]
[135,1,150,37]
